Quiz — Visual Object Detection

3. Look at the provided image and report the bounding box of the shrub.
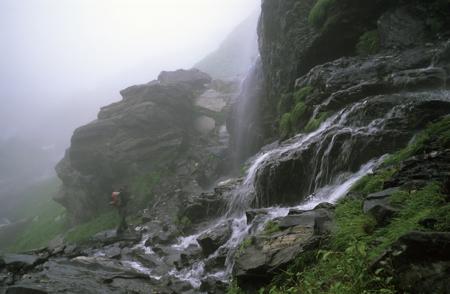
[356,30,380,56]
[308,0,336,29]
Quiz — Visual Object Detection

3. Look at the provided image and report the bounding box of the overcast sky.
[0,0,260,143]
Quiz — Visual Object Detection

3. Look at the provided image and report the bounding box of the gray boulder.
[3,254,41,273]
[197,221,232,256]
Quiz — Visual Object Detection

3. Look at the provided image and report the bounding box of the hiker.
[110,185,129,235]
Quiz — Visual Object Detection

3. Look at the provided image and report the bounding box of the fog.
[0,0,259,216]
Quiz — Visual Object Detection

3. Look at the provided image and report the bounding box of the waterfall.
[228,57,265,169]
[163,99,391,287]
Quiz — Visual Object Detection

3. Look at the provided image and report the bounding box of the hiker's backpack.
[111,191,121,207]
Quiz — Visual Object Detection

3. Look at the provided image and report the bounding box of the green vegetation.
[264,220,281,235]
[293,86,313,104]
[236,237,253,256]
[304,112,330,132]
[130,171,161,208]
[384,116,450,166]
[257,180,448,293]
[279,113,293,137]
[350,168,396,195]
[308,0,336,29]
[291,102,307,126]
[65,211,120,244]
[277,93,294,115]
[278,87,315,137]
[7,178,68,252]
[356,30,380,56]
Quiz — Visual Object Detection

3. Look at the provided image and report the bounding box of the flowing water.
[159,99,394,288]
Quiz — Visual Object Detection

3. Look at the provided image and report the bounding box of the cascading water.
[159,99,396,288]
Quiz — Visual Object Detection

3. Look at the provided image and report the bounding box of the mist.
[0,0,259,217]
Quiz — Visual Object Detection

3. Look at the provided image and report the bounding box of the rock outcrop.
[55,69,237,222]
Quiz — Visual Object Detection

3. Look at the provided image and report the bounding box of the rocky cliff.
[55,69,237,223]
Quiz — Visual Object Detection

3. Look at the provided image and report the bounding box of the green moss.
[291,102,307,126]
[356,30,380,56]
[277,93,294,115]
[294,86,314,104]
[264,220,281,235]
[304,112,330,133]
[279,113,293,137]
[65,211,120,244]
[308,0,336,29]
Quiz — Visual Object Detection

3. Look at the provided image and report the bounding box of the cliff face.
[258,0,450,135]
[55,69,236,222]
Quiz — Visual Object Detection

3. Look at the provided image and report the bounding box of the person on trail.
[110,185,130,235]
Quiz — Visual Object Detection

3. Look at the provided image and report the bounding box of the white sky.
[0,0,260,142]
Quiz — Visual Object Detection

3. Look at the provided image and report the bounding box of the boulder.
[367,204,399,226]
[197,222,232,256]
[200,276,227,294]
[373,231,450,294]
[363,187,400,213]
[234,204,336,290]
[3,254,41,272]
[234,224,318,291]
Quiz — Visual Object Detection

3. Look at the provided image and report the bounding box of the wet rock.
[204,247,227,272]
[8,256,157,294]
[183,179,240,224]
[102,245,122,259]
[3,254,41,273]
[4,286,48,294]
[278,208,334,235]
[234,224,319,291]
[373,231,450,294]
[197,222,232,256]
[378,7,425,49]
[363,187,400,213]
[388,67,447,91]
[91,230,141,246]
[200,276,227,294]
[166,278,193,293]
[254,93,450,208]
[62,245,80,258]
[367,204,399,226]
[313,202,335,210]
[245,208,269,224]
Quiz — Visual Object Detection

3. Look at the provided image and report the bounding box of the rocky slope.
[2,0,450,293]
